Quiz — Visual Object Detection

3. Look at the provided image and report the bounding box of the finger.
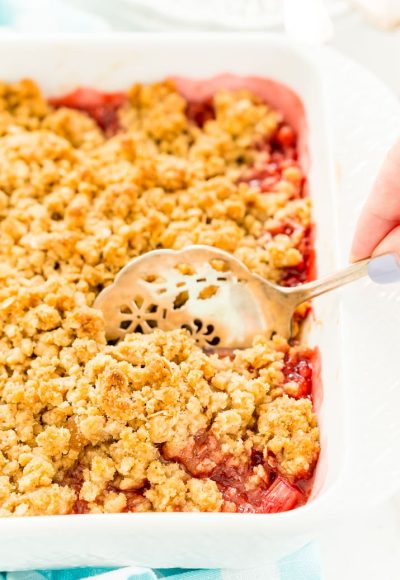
[350,212,398,262]
[351,140,400,260]
[372,224,400,257]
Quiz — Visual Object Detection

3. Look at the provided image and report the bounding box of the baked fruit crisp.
[0,78,319,516]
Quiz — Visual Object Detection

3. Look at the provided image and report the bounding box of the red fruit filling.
[120,490,147,512]
[237,124,301,195]
[262,220,315,287]
[164,431,307,514]
[238,158,300,194]
[49,87,127,135]
[62,465,148,514]
[280,226,316,287]
[274,124,296,148]
[163,431,222,478]
[186,98,215,127]
[72,499,90,514]
[283,350,314,399]
[239,163,283,192]
[61,464,90,514]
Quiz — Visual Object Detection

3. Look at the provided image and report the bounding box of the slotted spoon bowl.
[94,245,400,349]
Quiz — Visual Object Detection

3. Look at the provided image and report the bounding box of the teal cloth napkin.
[0,543,321,580]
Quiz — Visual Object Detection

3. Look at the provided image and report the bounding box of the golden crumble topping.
[0,78,319,516]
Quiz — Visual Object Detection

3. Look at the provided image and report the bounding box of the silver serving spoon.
[94,246,400,349]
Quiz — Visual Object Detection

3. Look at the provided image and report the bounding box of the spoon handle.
[287,253,400,305]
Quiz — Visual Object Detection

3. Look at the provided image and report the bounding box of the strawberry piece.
[275,124,296,148]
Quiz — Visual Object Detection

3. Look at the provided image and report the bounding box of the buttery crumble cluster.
[0,79,318,516]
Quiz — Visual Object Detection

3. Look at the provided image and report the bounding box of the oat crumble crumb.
[0,79,319,516]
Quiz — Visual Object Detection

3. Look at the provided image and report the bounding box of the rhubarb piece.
[259,476,304,513]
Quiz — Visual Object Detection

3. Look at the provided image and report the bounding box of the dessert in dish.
[0,77,319,516]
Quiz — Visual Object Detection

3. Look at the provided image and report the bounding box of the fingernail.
[368,253,400,284]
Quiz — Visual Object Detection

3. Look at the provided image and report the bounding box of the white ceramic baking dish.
[0,34,399,571]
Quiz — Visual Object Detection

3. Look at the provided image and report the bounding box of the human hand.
[351,140,400,261]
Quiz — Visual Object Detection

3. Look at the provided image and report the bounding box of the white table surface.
[316,26,400,578]
[333,9,400,95]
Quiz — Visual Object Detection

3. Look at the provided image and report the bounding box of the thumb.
[372,225,400,257]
